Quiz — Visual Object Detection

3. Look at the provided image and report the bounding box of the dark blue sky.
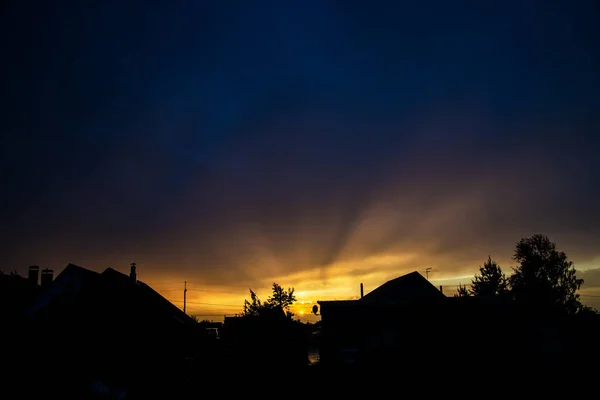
[2,1,599,294]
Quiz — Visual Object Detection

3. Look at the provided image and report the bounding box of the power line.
[147,281,270,289]
[157,288,244,294]
[169,300,241,307]
[187,313,231,317]
[188,288,247,293]
[144,281,187,286]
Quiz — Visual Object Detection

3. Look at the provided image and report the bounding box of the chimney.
[130,263,137,283]
[439,285,443,294]
[28,266,40,285]
[40,268,53,288]
[360,282,364,298]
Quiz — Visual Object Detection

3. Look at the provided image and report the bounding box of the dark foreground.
[5,353,596,400]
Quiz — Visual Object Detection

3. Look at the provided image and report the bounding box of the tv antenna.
[424,268,438,280]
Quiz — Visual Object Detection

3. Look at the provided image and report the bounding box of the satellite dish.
[312,304,319,315]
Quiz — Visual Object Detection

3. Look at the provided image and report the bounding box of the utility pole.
[183,281,187,314]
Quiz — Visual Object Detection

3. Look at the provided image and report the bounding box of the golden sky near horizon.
[142,252,600,322]
[7,237,600,322]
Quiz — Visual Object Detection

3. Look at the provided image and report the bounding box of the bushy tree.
[266,283,296,318]
[471,255,509,297]
[241,283,297,318]
[509,234,583,314]
[242,289,263,316]
[455,283,471,298]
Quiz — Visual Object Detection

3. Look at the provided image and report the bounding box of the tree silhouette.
[471,255,509,297]
[242,289,262,316]
[455,283,470,297]
[241,283,297,318]
[577,305,600,316]
[232,283,305,368]
[510,234,583,314]
[266,283,296,318]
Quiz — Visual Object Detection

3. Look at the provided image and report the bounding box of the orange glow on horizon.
[45,247,600,322]
[143,255,600,322]
[140,252,496,321]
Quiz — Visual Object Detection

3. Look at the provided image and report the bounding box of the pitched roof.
[26,263,197,328]
[63,263,101,281]
[135,280,197,326]
[318,271,446,310]
[94,266,197,327]
[360,271,446,304]
[25,263,100,316]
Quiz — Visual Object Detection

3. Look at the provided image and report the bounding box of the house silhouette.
[360,271,446,304]
[316,271,523,368]
[14,263,208,397]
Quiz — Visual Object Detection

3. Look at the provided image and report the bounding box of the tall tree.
[471,255,509,297]
[510,234,583,314]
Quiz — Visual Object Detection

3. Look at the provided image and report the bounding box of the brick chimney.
[40,268,53,288]
[28,266,39,285]
[130,263,137,283]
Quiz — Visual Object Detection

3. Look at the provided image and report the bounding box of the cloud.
[1,1,599,318]
[4,100,599,289]
[74,108,594,287]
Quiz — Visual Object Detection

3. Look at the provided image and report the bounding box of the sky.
[2,1,600,320]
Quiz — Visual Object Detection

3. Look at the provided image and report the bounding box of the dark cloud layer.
[1,2,599,293]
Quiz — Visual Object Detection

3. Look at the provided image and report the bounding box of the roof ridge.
[361,270,445,303]
[378,270,426,286]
